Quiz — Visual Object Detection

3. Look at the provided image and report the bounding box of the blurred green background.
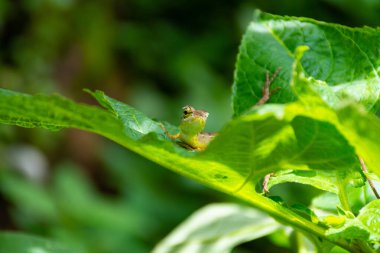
[0,0,379,252]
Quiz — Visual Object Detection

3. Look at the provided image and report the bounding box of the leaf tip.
[294,45,310,60]
[252,9,263,20]
[83,88,104,98]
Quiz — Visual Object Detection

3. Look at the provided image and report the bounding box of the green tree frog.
[161,105,216,151]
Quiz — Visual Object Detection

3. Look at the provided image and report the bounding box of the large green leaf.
[232,11,380,116]
[289,46,380,182]
[152,203,283,253]
[0,88,333,241]
[0,232,82,253]
[0,86,361,251]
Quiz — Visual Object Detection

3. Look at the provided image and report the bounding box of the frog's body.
[179,106,215,150]
[161,105,216,151]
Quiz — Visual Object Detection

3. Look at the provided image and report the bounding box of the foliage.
[0,232,81,253]
[152,203,283,253]
[1,8,380,253]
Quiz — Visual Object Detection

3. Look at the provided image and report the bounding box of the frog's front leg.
[160,123,180,140]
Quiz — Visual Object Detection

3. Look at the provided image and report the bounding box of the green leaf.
[357,200,380,243]
[289,45,380,181]
[324,215,346,228]
[290,203,319,224]
[0,89,122,134]
[326,218,369,242]
[0,232,81,253]
[294,232,318,253]
[232,11,380,116]
[324,200,380,244]
[267,170,338,194]
[85,89,165,140]
[336,105,380,183]
[0,87,362,244]
[294,232,337,253]
[267,229,291,248]
[152,203,283,253]
[0,87,334,249]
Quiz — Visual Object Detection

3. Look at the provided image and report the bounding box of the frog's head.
[180,105,209,135]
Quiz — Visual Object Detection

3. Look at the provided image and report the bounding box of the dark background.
[0,0,379,252]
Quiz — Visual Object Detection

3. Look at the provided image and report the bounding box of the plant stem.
[337,176,352,212]
[359,156,380,199]
[336,172,375,253]
[354,240,376,253]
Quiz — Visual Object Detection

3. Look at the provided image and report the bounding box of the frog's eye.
[182,105,194,118]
